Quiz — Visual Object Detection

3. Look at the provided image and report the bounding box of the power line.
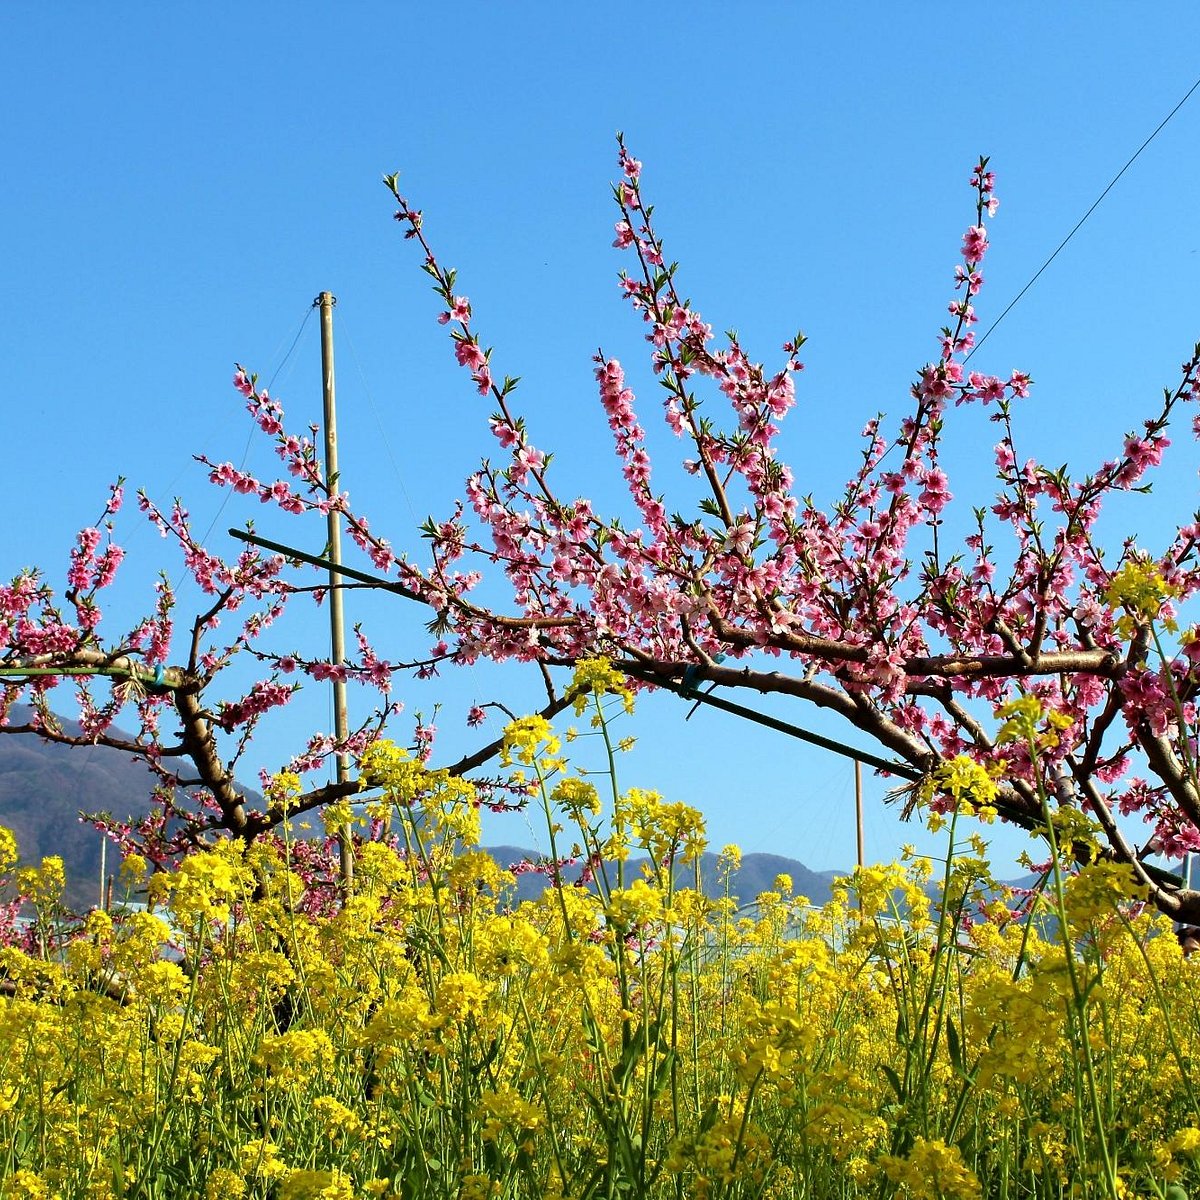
[968,73,1200,361]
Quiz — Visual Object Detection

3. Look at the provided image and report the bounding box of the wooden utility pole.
[316,291,353,891]
[855,760,865,871]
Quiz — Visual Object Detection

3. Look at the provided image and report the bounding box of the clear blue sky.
[6,5,1200,877]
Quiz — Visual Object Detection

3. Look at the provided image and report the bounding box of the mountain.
[482,844,842,907]
[0,707,263,910]
[0,710,843,911]
[0,713,166,908]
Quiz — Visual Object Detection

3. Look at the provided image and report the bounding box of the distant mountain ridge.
[483,844,842,907]
[0,709,845,910]
[0,706,267,908]
[0,711,163,907]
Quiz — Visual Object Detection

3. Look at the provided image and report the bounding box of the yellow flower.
[152,840,251,928]
[618,788,707,864]
[118,852,148,891]
[356,840,408,890]
[238,1138,289,1182]
[205,1168,247,1200]
[501,715,560,766]
[359,737,428,801]
[1063,862,1149,928]
[434,972,492,1025]
[278,1169,355,1200]
[552,776,601,819]
[447,849,514,896]
[265,770,303,811]
[919,756,999,820]
[313,1095,363,1142]
[475,1084,543,1142]
[879,1136,980,1200]
[320,797,355,835]
[16,856,66,906]
[459,1176,501,1200]
[1,1171,54,1200]
[995,693,1072,749]
[569,657,635,717]
[1105,558,1178,636]
[0,825,18,874]
[606,879,665,933]
[1167,1127,1200,1159]
[475,913,550,978]
[254,1029,334,1087]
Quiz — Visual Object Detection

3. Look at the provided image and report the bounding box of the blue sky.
[6,5,1200,876]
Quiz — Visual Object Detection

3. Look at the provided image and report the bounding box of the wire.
[339,311,421,525]
[266,307,315,394]
[967,72,1200,361]
[184,306,316,582]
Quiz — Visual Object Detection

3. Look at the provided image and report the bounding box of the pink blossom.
[308,661,348,683]
[968,372,1006,404]
[442,295,472,324]
[918,467,952,514]
[490,417,518,448]
[953,265,984,296]
[94,545,124,588]
[1007,371,1032,398]
[961,225,988,262]
[454,338,487,372]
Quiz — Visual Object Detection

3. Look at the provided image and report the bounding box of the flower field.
[1,674,1199,1200]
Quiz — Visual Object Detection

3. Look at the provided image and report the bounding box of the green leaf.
[614,1018,662,1086]
[946,1016,964,1074]
[651,1048,676,1097]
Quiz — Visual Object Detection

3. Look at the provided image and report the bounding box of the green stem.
[1034,738,1120,1198]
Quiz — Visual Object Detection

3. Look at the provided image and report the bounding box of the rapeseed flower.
[0,1171,56,1200]
[0,827,18,874]
[238,1138,289,1183]
[1,698,1200,1199]
[501,715,560,766]
[15,856,66,906]
[204,1168,247,1200]
[995,692,1073,748]
[278,1169,355,1200]
[1105,558,1178,637]
[605,878,665,933]
[569,656,635,718]
[879,1136,981,1200]
[919,755,1000,824]
[1063,861,1149,929]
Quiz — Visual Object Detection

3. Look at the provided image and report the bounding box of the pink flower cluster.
[218,679,296,731]
[17,142,1200,910]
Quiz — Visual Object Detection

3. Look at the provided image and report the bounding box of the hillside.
[0,707,268,909]
[0,714,171,908]
[0,716,850,912]
[473,845,843,907]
